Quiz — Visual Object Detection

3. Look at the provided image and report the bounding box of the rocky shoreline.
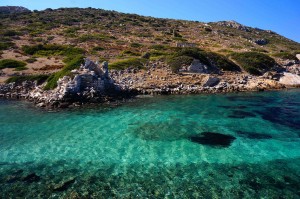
[0,59,300,109]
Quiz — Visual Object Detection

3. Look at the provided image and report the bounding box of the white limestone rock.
[279,72,300,86]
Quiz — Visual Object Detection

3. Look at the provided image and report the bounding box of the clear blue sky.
[1,0,300,43]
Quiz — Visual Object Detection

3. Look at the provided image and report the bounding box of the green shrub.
[272,52,298,61]
[109,58,147,70]
[2,30,20,37]
[0,59,27,70]
[121,50,141,56]
[150,45,167,51]
[167,55,193,73]
[92,46,105,51]
[204,52,241,71]
[230,52,276,75]
[78,34,112,42]
[5,74,49,85]
[0,42,14,50]
[174,48,210,65]
[22,44,85,57]
[25,58,37,63]
[44,55,84,90]
[14,66,28,71]
[130,43,143,48]
[149,50,167,57]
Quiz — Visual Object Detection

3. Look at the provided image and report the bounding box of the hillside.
[0,7,300,85]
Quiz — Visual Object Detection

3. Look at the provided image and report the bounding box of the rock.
[58,102,70,109]
[53,178,76,192]
[216,20,250,32]
[203,77,220,87]
[279,72,300,86]
[187,59,207,73]
[22,173,41,183]
[296,54,300,61]
[189,132,236,147]
[254,38,268,45]
[36,102,46,107]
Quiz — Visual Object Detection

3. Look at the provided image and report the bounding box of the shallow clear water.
[0,89,300,198]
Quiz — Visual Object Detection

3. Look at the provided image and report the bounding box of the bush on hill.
[0,42,14,50]
[44,55,84,90]
[230,52,276,75]
[109,58,147,70]
[203,52,241,71]
[167,48,241,72]
[22,44,85,57]
[5,74,49,85]
[167,55,193,73]
[272,52,299,61]
[0,59,27,70]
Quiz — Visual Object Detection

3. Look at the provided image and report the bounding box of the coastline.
[1,59,300,109]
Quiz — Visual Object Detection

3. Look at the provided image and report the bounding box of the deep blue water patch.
[189,132,236,147]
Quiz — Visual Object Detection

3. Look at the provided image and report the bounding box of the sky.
[1,0,300,43]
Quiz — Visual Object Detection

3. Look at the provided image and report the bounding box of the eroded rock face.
[216,21,250,32]
[29,59,118,105]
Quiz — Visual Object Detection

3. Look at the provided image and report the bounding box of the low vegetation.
[272,52,299,61]
[167,48,240,72]
[44,55,84,90]
[0,59,27,70]
[0,41,14,50]
[109,58,147,70]
[230,52,276,75]
[5,74,49,85]
[22,44,85,57]
[167,55,193,73]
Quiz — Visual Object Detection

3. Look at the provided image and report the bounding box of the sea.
[0,89,299,198]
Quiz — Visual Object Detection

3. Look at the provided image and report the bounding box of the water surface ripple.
[0,89,300,198]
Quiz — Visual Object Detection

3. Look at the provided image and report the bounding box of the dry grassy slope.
[0,7,300,83]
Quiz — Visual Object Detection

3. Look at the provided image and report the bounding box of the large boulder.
[279,72,300,86]
[203,76,220,87]
[187,59,208,73]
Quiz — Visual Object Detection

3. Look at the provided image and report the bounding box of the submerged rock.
[189,132,236,147]
[53,178,76,192]
[22,173,40,183]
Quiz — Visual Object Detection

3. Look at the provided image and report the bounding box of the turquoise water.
[0,90,300,198]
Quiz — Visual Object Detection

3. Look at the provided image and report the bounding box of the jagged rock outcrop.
[216,20,250,32]
[0,6,30,14]
[29,59,121,106]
